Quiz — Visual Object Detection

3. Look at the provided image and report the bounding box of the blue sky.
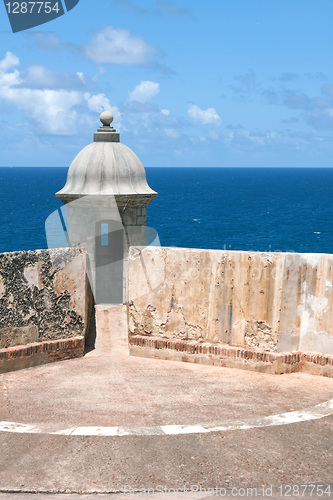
[0,0,333,167]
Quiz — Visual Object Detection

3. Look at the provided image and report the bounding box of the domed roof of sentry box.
[56,111,157,204]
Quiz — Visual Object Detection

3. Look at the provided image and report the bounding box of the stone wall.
[0,247,91,349]
[128,247,333,355]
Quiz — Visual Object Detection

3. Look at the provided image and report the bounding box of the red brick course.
[0,337,85,373]
[129,335,333,378]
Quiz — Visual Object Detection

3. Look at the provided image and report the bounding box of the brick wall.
[0,337,85,373]
[129,335,333,378]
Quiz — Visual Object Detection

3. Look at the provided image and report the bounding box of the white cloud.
[129,81,160,103]
[85,93,111,113]
[161,109,170,116]
[85,93,121,128]
[1,86,82,135]
[24,65,54,87]
[188,104,221,125]
[0,53,81,135]
[22,66,90,90]
[0,52,21,87]
[76,72,86,83]
[223,128,289,149]
[0,51,19,72]
[85,27,158,65]
[0,68,21,88]
[0,52,117,135]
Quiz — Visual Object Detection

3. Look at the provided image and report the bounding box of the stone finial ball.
[100,111,113,126]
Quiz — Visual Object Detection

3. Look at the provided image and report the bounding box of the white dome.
[56,113,157,203]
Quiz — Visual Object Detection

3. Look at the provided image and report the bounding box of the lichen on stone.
[0,248,84,345]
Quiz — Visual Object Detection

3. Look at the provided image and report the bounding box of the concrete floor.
[0,306,332,497]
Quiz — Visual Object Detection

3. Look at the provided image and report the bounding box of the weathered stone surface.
[0,325,38,349]
[128,247,333,355]
[0,248,91,347]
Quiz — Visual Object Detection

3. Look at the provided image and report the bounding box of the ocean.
[0,167,333,255]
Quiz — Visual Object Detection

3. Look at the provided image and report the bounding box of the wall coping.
[129,335,333,377]
[0,337,85,373]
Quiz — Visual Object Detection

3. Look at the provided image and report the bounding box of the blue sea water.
[0,167,333,254]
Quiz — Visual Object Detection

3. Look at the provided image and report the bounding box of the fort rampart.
[0,247,91,372]
[128,246,333,376]
[1,245,333,376]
